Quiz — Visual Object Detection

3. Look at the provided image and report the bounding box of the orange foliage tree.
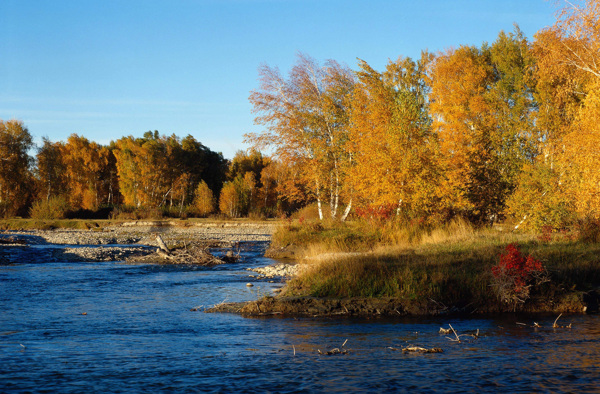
[509,0,600,227]
[347,54,442,220]
[0,119,34,217]
[61,134,112,210]
[429,28,537,223]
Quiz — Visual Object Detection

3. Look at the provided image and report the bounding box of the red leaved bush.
[354,204,396,223]
[491,244,548,308]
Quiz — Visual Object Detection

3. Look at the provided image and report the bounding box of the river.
[1,242,599,392]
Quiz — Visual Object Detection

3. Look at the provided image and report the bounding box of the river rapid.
[1,242,599,393]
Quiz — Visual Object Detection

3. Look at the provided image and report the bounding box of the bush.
[29,196,69,220]
[576,218,600,243]
[490,244,549,308]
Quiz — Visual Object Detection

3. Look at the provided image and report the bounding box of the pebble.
[249,263,303,278]
[1,223,277,264]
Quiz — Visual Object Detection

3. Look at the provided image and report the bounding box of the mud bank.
[208,290,599,317]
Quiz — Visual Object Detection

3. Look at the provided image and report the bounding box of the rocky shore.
[0,221,277,265]
[247,263,304,278]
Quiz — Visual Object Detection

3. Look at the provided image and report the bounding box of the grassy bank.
[267,219,600,314]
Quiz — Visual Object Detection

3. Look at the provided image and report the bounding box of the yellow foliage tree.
[219,182,240,218]
[530,0,600,221]
[347,54,441,219]
[193,180,215,217]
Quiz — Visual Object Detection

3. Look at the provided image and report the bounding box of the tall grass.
[273,217,600,311]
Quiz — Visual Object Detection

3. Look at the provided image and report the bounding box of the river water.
[1,242,599,393]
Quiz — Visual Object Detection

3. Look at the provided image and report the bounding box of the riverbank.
[211,219,600,317]
[0,220,277,265]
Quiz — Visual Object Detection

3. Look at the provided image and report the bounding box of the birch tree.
[246,53,355,220]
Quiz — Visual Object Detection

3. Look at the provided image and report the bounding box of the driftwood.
[127,240,227,266]
[401,346,443,354]
[318,339,349,356]
[442,324,479,342]
[517,314,572,329]
[0,237,27,245]
[387,346,443,353]
[155,235,171,254]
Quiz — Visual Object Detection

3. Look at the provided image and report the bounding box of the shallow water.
[1,242,599,393]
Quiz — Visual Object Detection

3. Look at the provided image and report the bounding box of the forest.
[1,0,598,231]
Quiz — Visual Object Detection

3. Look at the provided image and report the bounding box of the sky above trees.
[0,0,557,159]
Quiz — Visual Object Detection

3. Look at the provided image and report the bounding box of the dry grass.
[274,218,600,311]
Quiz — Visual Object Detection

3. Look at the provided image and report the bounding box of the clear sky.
[1,0,558,159]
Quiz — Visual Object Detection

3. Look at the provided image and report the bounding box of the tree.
[113,132,226,212]
[62,134,109,210]
[528,0,600,221]
[193,180,215,217]
[247,53,355,220]
[0,119,34,217]
[506,160,575,230]
[35,137,67,202]
[219,181,240,217]
[429,28,537,223]
[347,54,441,220]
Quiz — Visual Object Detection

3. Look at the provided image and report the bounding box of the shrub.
[490,243,549,308]
[576,218,600,243]
[29,196,69,220]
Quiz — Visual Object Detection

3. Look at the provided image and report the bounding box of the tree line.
[0,120,311,220]
[0,127,230,218]
[246,0,600,229]
[2,0,598,228]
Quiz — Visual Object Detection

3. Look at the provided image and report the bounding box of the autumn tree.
[0,119,34,217]
[247,53,355,221]
[35,137,67,202]
[509,0,600,226]
[545,0,600,219]
[61,134,112,210]
[193,180,215,217]
[113,132,226,213]
[219,181,240,217]
[429,28,537,224]
[347,53,441,220]
[228,149,268,184]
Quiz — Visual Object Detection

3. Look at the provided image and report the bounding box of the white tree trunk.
[396,199,403,216]
[340,199,352,222]
[315,178,324,220]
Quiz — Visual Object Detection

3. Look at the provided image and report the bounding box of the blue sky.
[1,0,557,159]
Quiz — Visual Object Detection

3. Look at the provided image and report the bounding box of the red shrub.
[491,244,548,307]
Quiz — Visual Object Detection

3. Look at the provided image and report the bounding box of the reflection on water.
[1,242,599,392]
